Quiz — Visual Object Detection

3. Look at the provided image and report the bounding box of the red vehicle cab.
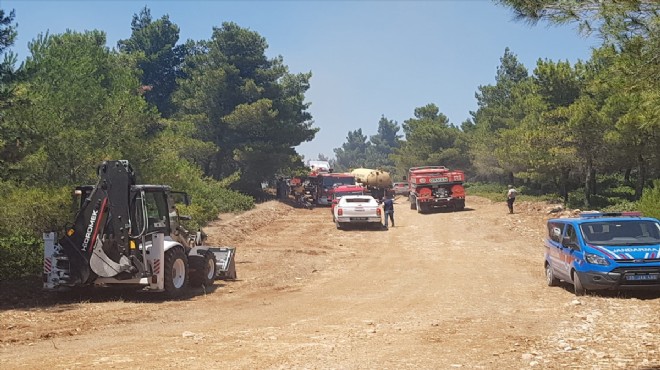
[315,173,356,205]
[331,184,366,214]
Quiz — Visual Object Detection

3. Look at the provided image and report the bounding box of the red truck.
[408,166,465,213]
[314,173,356,206]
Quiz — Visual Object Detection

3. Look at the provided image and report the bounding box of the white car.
[333,195,382,229]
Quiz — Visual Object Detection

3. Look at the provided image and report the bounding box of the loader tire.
[190,251,217,287]
[164,247,188,298]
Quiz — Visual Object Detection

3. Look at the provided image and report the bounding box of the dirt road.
[2,196,660,369]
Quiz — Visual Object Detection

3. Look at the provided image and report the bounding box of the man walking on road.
[382,194,395,229]
[506,185,517,214]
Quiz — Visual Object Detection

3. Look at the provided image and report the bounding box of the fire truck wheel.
[190,251,217,287]
[164,247,189,297]
[410,198,417,210]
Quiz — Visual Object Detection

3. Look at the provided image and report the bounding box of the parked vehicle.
[331,184,366,217]
[333,195,382,230]
[314,172,356,205]
[351,167,392,200]
[392,182,410,196]
[308,160,331,175]
[43,160,236,298]
[544,211,660,296]
[408,166,465,213]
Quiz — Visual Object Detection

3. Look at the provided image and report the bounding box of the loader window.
[134,191,170,235]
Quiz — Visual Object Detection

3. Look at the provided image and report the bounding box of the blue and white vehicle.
[544,212,660,296]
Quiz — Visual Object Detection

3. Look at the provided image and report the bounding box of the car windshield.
[580,220,660,245]
[322,176,355,187]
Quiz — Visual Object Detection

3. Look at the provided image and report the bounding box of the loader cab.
[73,184,190,240]
[131,185,176,238]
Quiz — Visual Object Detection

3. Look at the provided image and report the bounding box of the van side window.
[565,225,579,246]
[548,222,565,243]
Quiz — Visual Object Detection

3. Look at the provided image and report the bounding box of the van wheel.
[573,271,587,296]
[545,263,559,287]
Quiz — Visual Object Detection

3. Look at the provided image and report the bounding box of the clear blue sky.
[3,0,599,161]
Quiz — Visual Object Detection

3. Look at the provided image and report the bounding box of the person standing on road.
[506,185,517,214]
[382,194,395,229]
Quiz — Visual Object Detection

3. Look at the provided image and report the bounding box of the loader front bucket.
[208,247,237,280]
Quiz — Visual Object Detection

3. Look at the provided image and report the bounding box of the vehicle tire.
[572,270,587,296]
[416,200,423,213]
[336,220,342,229]
[410,197,417,210]
[164,247,188,298]
[454,199,465,211]
[189,251,217,287]
[545,263,559,287]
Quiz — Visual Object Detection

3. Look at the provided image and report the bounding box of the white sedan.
[333,195,382,229]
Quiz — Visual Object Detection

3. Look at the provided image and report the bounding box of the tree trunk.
[635,154,646,200]
[584,157,593,208]
[561,168,570,204]
[508,171,514,186]
[624,168,632,184]
[590,168,597,196]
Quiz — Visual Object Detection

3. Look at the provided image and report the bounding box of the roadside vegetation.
[331,0,659,217]
[0,1,658,279]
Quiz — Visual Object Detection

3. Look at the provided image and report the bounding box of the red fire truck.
[314,173,356,206]
[408,166,465,213]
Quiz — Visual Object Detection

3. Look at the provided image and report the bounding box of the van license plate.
[625,274,659,281]
[351,217,368,221]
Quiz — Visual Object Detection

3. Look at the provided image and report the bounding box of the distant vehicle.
[351,168,392,200]
[544,211,660,296]
[333,195,382,230]
[408,166,465,213]
[331,184,366,217]
[314,173,356,205]
[392,182,410,196]
[308,160,331,175]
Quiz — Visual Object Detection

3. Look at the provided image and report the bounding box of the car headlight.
[585,253,609,266]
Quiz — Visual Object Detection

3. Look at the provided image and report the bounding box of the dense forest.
[332,0,659,213]
[0,1,658,279]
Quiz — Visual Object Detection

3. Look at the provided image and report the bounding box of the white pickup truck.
[333,195,382,230]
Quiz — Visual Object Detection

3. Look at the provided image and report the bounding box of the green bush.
[601,200,639,213]
[638,180,660,219]
[464,182,508,201]
[0,183,73,237]
[0,184,73,281]
[0,233,43,280]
